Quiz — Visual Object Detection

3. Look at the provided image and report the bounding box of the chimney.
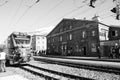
[83,17,86,20]
[92,15,101,22]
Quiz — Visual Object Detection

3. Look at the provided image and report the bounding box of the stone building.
[47,18,109,56]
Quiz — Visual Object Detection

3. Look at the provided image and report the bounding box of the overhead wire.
[71,1,96,18]
[74,0,114,20]
[37,2,91,28]
[13,0,117,30]
[8,0,24,28]
[98,0,118,20]
[30,0,90,27]
[101,14,115,19]
[12,0,24,19]
[30,0,64,27]
[0,0,8,7]
[95,0,106,15]
[99,6,114,17]
[13,0,39,27]
[40,0,114,28]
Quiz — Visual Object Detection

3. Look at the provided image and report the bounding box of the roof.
[32,34,46,37]
[109,25,120,28]
[47,18,110,37]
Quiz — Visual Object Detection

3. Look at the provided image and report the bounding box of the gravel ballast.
[29,60,120,80]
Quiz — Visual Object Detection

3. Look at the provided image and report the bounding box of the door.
[83,46,86,56]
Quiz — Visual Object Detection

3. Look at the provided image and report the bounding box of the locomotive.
[4,32,32,65]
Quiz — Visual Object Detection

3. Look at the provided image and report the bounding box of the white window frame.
[82,31,86,38]
[69,34,72,40]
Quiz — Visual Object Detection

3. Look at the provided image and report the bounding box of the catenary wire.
[8,0,24,28]
[0,0,8,7]
[36,3,91,28]
[13,1,39,27]
[30,0,65,27]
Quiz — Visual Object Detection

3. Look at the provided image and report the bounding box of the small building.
[47,18,109,57]
[100,25,120,56]
[109,25,120,41]
[31,35,47,55]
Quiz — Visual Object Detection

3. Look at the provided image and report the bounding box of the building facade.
[47,18,109,57]
[31,35,47,54]
[100,25,120,55]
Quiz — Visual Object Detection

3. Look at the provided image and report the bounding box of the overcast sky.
[0,0,120,44]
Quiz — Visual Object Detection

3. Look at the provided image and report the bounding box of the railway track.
[34,56,120,75]
[19,63,93,80]
[38,55,120,62]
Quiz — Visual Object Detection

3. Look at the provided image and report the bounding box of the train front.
[14,33,32,63]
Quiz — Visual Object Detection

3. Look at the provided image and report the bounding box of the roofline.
[46,18,110,37]
[109,25,120,28]
[32,34,46,37]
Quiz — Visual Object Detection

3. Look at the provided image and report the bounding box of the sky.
[0,0,120,44]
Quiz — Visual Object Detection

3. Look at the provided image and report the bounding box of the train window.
[15,40,30,44]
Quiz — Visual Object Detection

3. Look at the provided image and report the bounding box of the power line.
[37,3,90,28]
[39,0,113,28]
[30,0,64,27]
[70,0,104,18]
[0,0,8,7]
[13,0,40,27]
[12,0,23,19]
[74,0,113,19]
[101,14,115,19]
[8,0,23,28]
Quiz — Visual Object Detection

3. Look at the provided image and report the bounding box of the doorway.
[83,46,86,56]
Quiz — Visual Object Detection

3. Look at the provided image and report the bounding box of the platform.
[0,75,29,80]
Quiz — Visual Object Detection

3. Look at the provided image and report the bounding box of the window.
[63,27,66,31]
[37,41,40,44]
[60,36,62,41]
[69,25,72,29]
[92,31,95,36]
[115,30,118,36]
[37,37,40,39]
[59,28,62,32]
[53,38,54,42]
[82,31,86,38]
[91,43,96,52]
[42,37,44,39]
[112,30,118,36]
[48,40,50,43]
[69,34,72,40]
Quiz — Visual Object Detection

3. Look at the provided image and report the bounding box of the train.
[4,32,32,65]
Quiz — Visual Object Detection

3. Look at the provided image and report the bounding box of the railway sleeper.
[20,64,93,80]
